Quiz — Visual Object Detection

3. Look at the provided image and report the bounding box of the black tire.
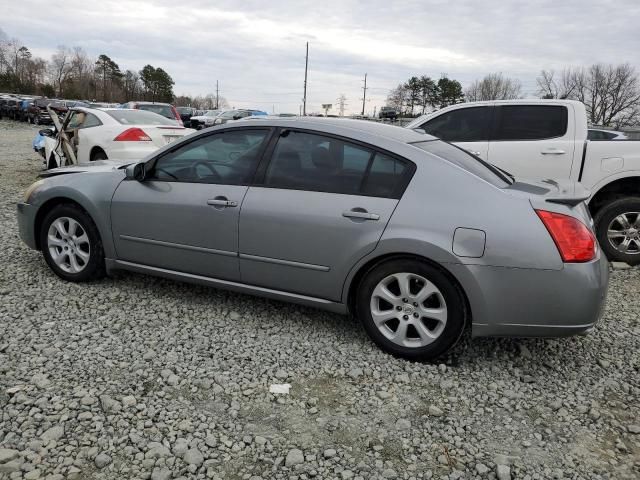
[594,197,640,265]
[40,204,106,282]
[90,149,108,161]
[356,258,466,361]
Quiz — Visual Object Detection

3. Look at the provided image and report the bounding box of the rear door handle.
[541,148,566,155]
[207,197,238,207]
[342,210,380,221]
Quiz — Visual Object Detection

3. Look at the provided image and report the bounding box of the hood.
[39,160,133,178]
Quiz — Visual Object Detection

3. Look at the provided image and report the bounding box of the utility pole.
[361,73,368,116]
[337,94,347,117]
[302,42,309,116]
[215,80,219,109]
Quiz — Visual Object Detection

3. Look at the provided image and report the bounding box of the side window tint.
[420,107,490,142]
[362,153,408,197]
[151,129,268,184]
[494,106,568,140]
[264,131,373,195]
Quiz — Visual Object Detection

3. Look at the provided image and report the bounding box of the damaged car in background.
[38,107,195,169]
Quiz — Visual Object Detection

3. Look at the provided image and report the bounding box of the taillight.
[114,128,151,141]
[535,209,596,262]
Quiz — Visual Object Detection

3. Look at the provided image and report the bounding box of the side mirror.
[125,163,146,181]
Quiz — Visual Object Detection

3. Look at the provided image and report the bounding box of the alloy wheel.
[47,217,91,274]
[607,212,640,255]
[369,272,447,348]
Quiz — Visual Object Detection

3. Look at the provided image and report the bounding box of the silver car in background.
[17,118,608,360]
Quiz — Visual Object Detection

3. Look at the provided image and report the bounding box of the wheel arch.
[89,146,107,161]
[34,197,94,250]
[589,175,640,218]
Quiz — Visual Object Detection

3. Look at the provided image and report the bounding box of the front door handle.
[207,197,238,207]
[342,209,380,221]
[541,148,566,155]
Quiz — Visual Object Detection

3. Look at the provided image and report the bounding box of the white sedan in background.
[42,108,195,169]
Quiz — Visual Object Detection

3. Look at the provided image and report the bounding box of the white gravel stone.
[285,448,304,466]
[0,449,19,464]
[183,448,204,466]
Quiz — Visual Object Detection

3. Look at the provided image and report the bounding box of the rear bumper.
[17,202,38,250]
[449,256,609,337]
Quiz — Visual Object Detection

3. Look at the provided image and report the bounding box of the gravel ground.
[0,119,639,480]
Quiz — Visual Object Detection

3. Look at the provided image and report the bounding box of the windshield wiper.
[491,163,515,183]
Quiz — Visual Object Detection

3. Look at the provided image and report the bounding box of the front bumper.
[449,255,609,337]
[16,202,38,250]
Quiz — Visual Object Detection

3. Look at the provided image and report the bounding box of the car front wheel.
[40,204,106,282]
[356,259,466,361]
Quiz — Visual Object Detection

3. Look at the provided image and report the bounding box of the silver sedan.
[17,118,608,360]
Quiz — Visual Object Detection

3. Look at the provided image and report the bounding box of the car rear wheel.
[356,259,466,361]
[40,204,106,282]
[594,197,640,265]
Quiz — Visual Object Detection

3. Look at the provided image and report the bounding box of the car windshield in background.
[412,140,512,187]
[219,110,237,118]
[205,110,220,117]
[137,104,174,119]
[106,110,177,125]
[176,107,192,114]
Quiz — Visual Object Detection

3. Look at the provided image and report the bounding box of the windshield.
[411,140,512,187]
[106,110,177,125]
[220,110,237,118]
[205,110,220,117]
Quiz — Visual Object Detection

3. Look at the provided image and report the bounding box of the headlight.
[23,180,45,203]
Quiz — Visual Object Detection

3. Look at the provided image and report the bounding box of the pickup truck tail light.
[114,128,152,142]
[535,209,596,262]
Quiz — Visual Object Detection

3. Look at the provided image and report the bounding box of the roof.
[230,116,434,143]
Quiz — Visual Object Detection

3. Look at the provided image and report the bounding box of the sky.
[2,0,640,115]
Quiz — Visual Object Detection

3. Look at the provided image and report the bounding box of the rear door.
[487,104,577,179]
[238,129,414,301]
[414,106,491,160]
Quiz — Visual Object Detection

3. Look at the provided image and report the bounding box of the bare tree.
[538,64,640,127]
[386,83,408,115]
[49,46,72,96]
[465,73,522,101]
[536,69,578,99]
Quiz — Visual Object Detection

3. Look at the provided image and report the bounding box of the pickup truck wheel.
[594,197,640,265]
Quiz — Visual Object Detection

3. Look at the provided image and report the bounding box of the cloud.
[3,0,640,114]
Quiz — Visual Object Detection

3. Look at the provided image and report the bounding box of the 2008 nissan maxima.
[17,118,609,360]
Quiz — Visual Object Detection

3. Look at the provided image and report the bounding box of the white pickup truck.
[407,100,640,265]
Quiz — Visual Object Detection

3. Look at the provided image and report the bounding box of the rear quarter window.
[413,140,510,188]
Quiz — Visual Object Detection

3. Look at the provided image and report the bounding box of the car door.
[487,104,577,179]
[416,106,491,160]
[69,112,103,162]
[111,128,272,280]
[238,129,415,301]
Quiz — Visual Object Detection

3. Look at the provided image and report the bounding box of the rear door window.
[138,104,174,119]
[419,107,490,142]
[263,130,413,198]
[493,105,568,140]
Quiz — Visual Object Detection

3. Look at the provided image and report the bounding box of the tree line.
[390,64,640,128]
[0,29,175,103]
